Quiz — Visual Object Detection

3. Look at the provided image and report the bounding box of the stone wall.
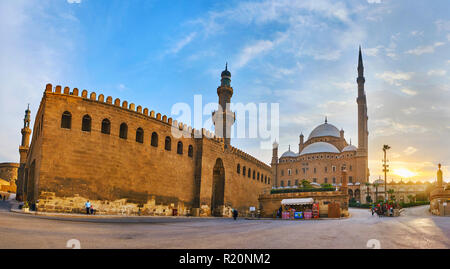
[0,163,19,183]
[23,84,272,216]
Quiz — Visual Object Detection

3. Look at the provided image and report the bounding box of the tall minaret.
[17,105,31,201]
[19,105,31,163]
[212,63,235,146]
[357,46,368,155]
[271,140,279,187]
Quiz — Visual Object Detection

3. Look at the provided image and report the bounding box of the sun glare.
[393,168,417,178]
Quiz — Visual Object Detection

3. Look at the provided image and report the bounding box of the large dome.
[281,150,299,158]
[308,122,340,139]
[342,144,357,152]
[300,142,340,156]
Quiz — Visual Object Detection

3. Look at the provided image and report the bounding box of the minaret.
[17,105,31,201]
[299,133,304,153]
[357,46,368,154]
[271,140,279,187]
[356,46,369,184]
[212,63,235,146]
[19,104,31,163]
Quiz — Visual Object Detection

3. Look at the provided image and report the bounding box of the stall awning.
[281,198,314,205]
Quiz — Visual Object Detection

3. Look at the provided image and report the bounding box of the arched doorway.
[354,189,361,201]
[211,158,225,217]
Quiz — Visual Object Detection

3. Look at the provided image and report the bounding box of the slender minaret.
[271,140,279,187]
[356,46,369,184]
[212,63,235,146]
[299,133,304,153]
[17,105,31,201]
[357,46,368,155]
[19,105,31,163]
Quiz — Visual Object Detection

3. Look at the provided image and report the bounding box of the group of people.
[85,200,95,215]
[371,202,398,217]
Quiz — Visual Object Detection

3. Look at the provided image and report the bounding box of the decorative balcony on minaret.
[212,63,236,146]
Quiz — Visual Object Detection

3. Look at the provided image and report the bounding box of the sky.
[0,0,449,183]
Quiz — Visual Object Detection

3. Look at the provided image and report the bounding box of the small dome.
[342,144,357,152]
[308,122,340,139]
[300,142,340,156]
[221,63,231,77]
[281,150,299,158]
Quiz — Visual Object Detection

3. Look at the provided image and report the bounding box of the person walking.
[85,200,91,215]
[232,208,238,220]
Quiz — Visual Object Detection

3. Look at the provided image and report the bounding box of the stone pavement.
[0,201,449,249]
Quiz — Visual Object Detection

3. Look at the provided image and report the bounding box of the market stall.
[281,198,318,220]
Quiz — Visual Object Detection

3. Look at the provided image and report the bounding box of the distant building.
[271,47,369,203]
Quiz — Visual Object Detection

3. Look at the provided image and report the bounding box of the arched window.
[265,176,267,184]
[188,145,194,157]
[101,119,110,134]
[243,166,246,176]
[237,164,240,174]
[281,180,284,187]
[268,178,271,185]
[248,168,251,178]
[119,123,128,139]
[136,128,144,143]
[61,111,72,129]
[253,170,255,179]
[165,136,171,151]
[177,141,183,154]
[151,132,158,147]
[82,114,91,132]
[257,172,260,180]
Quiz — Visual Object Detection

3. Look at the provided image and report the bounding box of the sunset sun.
[393,168,417,178]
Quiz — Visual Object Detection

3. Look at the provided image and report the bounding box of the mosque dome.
[280,148,299,158]
[342,144,357,152]
[300,142,340,156]
[221,63,231,77]
[308,120,340,140]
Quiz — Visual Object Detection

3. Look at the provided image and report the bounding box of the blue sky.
[1,0,449,182]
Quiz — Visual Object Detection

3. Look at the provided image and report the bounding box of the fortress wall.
[0,163,19,183]
[34,85,198,214]
[197,140,272,216]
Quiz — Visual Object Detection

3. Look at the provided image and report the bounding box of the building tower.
[17,105,31,201]
[298,133,304,153]
[212,63,235,146]
[271,140,279,187]
[356,46,369,183]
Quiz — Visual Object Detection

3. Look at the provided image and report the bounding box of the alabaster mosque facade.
[271,48,369,203]
[14,48,368,216]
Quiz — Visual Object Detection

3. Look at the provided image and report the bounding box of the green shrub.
[270,187,336,194]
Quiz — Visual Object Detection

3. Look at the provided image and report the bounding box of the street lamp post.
[383,145,391,201]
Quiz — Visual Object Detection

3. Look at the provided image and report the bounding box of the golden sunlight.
[392,168,417,178]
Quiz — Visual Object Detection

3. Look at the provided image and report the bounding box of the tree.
[407,194,414,203]
[364,182,371,203]
[301,180,312,189]
[373,183,380,202]
[320,183,333,188]
[387,189,395,202]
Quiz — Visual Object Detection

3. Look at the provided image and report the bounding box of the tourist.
[85,200,91,215]
[232,208,238,220]
[371,204,375,216]
[90,204,94,215]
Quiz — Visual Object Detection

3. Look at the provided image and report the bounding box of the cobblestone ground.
[0,201,449,249]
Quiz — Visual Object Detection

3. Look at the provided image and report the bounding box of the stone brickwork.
[0,163,19,184]
[19,83,272,216]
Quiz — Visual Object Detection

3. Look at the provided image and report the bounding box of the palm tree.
[387,189,395,202]
[364,182,371,203]
[373,183,379,202]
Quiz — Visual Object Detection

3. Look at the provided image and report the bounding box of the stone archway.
[211,158,225,217]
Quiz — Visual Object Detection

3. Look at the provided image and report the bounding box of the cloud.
[235,40,274,68]
[166,32,197,55]
[427,69,447,76]
[401,88,417,96]
[404,146,418,155]
[67,0,82,3]
[376,71,413,86]
[405,42,445,55]
[367,0,382,4]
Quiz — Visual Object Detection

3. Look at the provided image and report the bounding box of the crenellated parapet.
[228,145,271,170]
[43,83,216,139]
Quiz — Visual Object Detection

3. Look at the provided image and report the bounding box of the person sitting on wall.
[85,200,91,215]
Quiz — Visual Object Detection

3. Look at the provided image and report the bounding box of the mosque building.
[271,47,369,202]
